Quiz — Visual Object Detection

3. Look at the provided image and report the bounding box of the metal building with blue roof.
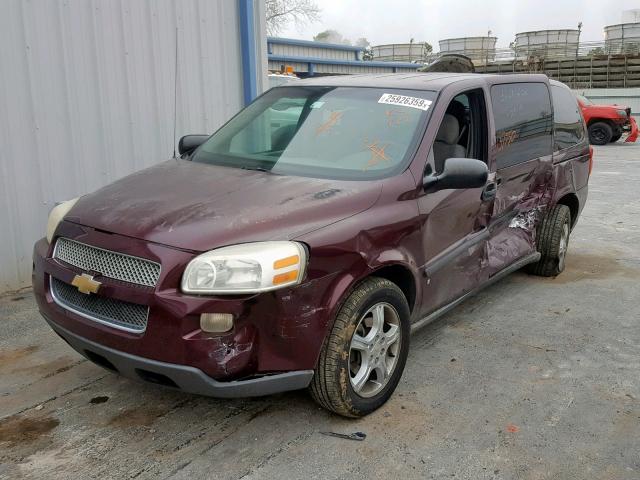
[267,37,421,77]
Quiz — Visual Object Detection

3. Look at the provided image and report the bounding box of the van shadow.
[542,251,640,284]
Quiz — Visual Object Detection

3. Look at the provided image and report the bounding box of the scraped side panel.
[485,81,555,276]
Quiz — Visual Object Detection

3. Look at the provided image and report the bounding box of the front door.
[416,88,493,317]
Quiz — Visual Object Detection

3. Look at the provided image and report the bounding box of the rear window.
[491,83,553,169]
[551,85,585,150]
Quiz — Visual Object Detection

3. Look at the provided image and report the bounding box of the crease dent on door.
[483,160,554,276]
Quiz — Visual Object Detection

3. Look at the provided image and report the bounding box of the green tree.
[313,29,351,45]
[354,37,370,48]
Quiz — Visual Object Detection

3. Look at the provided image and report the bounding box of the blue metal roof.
[268,53,420,69]
[267,36,365,52]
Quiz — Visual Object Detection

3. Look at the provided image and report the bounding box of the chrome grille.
[53,238,160,287]
[50,277,148,332]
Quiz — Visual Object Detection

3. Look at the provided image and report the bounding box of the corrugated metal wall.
[0,0,266,292]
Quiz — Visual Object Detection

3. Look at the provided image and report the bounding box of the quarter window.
[551,85,585,150]
[491,83,553,169]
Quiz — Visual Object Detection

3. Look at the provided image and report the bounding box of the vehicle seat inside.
[271,124,297,151]
[433,114,466,172]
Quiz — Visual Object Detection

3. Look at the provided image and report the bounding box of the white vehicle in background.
[268,72,301,89]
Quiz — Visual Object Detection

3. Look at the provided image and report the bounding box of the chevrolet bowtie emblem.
[71,273,101,295]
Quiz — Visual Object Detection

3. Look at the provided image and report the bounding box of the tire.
[588,121,613,145]
[610,133,622,143]
[309,277,410,417]
[528,205,572,277]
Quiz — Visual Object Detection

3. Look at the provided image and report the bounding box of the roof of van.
[294,72,552,91]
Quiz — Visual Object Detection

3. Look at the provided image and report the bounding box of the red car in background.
[576,94,638,145]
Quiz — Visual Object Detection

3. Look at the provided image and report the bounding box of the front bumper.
[625,116,638,143]
[44,315,313,397]
[34,223,343,396]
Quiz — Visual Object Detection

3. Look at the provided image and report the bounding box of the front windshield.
[577,94,592,105]
[191,86,436,180]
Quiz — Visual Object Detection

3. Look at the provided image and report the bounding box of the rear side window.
[491,83,553,169]
[551,85,585,150]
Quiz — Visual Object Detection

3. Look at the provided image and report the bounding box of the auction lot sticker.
[378,93,432,111]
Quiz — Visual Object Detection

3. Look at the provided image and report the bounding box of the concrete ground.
[1,144,639,480]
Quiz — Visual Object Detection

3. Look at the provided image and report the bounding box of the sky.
[278,0,640,48]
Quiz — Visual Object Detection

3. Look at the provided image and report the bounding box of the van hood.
[66,160,382,252]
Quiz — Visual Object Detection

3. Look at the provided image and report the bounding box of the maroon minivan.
[33,74,590,417]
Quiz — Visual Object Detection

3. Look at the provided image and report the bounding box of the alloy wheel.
[558,222,570,271]
[348,302,402,398]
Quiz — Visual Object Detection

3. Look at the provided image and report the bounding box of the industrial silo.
[371,43,431,62]
[438,36,497,65]
[604,22,640,55]
[513,29,580,59]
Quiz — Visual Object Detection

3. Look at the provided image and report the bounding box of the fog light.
[200,313,234,333]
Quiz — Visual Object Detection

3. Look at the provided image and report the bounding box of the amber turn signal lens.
[273,270,299,285]
[273,255,299,269]
[200,313,234,333]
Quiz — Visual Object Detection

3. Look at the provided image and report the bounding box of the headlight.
[617,109,628,118]
[46,198,79,243]
[181,241,307,294]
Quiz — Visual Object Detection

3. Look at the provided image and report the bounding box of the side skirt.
[410,252,541,334]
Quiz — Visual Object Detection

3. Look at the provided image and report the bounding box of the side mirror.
[178,135,209,156]
[423,157,488,192]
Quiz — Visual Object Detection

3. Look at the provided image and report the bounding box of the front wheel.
[588,121,613,145]
[309,277,410,417]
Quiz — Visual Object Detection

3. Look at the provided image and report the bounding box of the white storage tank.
[514,29,580,59]
[604,22,640,55]
[438,37,497,65]
[372,43,431,62]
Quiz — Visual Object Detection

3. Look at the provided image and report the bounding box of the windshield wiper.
[240,166,276,174]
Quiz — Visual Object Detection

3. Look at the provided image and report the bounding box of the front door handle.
[481,181,497,201]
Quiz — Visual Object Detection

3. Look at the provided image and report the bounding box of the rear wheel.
[588,121,613,145]
[528,205,572,277]
[309,277,410,417]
